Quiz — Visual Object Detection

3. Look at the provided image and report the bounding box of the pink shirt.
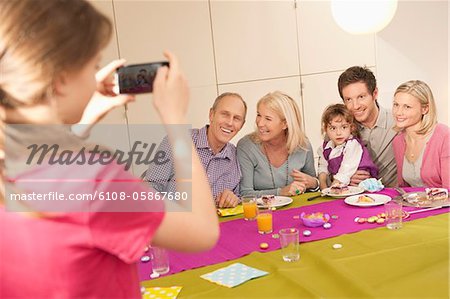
[1,162,164,298]
[393,123,450,188]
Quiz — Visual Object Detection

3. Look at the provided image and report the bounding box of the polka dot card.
[200,263,269,288]
[142,286,182,299]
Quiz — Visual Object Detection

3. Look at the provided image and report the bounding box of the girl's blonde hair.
[0,0,112,107]
[393,80,437,135]
[251,91,308,153]
[0,0,112,205]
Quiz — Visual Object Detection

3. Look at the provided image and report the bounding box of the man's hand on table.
[216,189,239,208]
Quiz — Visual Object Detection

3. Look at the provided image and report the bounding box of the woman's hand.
[279,181,306,196]
[291,169,319,189]
[152,51,189,124]
[74,59,135,138]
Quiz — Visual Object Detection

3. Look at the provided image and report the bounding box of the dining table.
[139,188,449,298]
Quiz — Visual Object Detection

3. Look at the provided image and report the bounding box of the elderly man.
[146,92,247,207]
[337,66,397,187]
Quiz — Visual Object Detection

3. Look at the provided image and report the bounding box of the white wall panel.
[112,1,216,89]
[90,0,127,125]
[90,0,120,64]
[297,0,376,75]
[301,71,342,155]
[301,67,376,156]
[126,85,217,125]
[211,1,299,84]
[376,0,448,125]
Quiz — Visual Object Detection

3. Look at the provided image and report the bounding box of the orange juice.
[257,212,273,234]
[243,201,258,220]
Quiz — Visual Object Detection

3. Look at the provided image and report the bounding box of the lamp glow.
[331,0,398,34]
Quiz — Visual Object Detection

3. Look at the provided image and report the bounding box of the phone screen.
[116,61,169,94]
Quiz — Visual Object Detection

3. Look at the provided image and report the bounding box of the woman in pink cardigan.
[392,80,449,188]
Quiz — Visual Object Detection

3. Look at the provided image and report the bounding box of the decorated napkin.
[200,263,268,288]
[217,205,244,217]
[359,178,384,192]
[142,286,182,299]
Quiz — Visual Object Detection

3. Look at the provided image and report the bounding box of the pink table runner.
[139,188,449,280]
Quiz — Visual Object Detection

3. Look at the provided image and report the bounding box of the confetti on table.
[332,243,343,249]
[142,286,182,299]
[259,242,269,249]
[140,256,150,263]
[201,263,268,288]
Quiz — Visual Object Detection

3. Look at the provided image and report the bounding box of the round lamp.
[331,0,398,34]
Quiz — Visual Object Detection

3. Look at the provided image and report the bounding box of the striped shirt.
[145,126,241,199]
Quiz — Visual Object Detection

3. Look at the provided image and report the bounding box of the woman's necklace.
[405,132,428,161]
[263,144,289,188]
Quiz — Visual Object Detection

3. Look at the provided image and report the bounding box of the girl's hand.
[331,179,343,186]
[349,170,370,186]
[74,60,135,138]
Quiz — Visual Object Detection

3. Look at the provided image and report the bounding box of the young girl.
[0,1,218,298]
[317,104,378,190]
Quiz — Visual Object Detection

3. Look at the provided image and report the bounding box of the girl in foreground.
[0,1,218,298]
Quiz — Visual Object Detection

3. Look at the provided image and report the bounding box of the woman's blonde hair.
[0,0,112,205]
[393,80,437,135]
[251,91,308,153]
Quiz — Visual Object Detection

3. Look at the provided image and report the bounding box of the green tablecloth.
[142,193,449,298]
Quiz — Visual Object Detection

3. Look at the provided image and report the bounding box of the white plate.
[322,186,365,197]
[344,194,392,207]
[256,196,293,208]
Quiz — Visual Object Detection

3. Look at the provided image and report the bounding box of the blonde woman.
[392,80,449,188]
[237,91,318,197]
[0,1,218,298]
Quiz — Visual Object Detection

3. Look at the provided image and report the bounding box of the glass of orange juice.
[257,206,273,234]
[242,196,258,221]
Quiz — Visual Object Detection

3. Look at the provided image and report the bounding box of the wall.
[376,0,448,125]
[91,0,448,175]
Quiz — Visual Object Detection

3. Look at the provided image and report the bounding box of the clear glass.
[150,247,170,275]
[279,228,300,262]
[242,196,258,221]
[385,199,403,230]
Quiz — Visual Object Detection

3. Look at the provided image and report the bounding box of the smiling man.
[337,66,397,187]
[146,92,247,208]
